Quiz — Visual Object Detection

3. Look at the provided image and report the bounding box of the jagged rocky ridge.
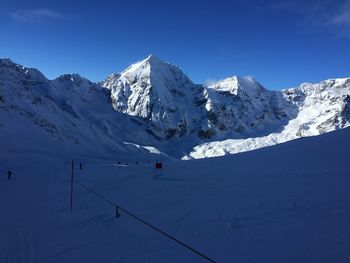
[103,55,292,141]
[0,58,159,159]
[103,55,350,158]
[1,56,350,159]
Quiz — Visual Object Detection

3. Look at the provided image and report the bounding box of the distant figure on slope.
[7,170,12,180]
[153,161,163,178]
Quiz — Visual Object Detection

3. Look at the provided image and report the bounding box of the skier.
[7,170,12,180]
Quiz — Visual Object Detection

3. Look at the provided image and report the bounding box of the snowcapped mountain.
[0,58,159,159]
[103,56,292,141]
[103,55,203,140]
[187,78,350,158]
[103,55,350,158]
[202,76,294,138]
[1,56,350,159]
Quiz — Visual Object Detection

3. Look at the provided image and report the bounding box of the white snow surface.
[1,127,350,262]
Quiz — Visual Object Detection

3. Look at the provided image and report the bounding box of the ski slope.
[1,128,350,262]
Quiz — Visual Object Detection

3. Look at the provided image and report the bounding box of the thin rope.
[77,182,216,263]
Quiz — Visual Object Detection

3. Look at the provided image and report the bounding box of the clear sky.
[0,0,350,89]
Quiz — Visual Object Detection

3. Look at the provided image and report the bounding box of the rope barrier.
[77,182,216,263]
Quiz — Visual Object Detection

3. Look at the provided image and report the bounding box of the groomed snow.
[1,128,350,262]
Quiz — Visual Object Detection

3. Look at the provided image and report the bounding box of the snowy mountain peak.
[121,54,165,73]
[118,55,192,86]
[144,54,163,64]
[0,58,17,66]
[54,73,94,87]
[102,56,196,135]
[0,58,48,85]
[207,76,265,97]
[140,54,176,69]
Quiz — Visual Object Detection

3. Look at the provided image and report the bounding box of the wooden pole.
[70,159,74,212]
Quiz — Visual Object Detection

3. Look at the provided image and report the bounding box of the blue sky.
[0,0,350,89]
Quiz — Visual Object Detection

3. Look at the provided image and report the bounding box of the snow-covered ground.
[1,127,350,262]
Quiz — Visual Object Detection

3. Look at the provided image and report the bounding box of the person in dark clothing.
[8,170,12,180]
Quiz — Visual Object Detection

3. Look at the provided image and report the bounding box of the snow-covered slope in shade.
[0,59,159,159]
[1,125,350,262]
